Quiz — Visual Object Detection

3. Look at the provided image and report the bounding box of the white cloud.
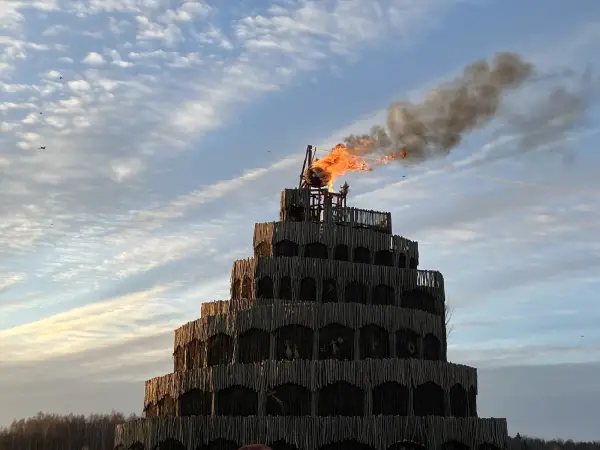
[82,51,105,65]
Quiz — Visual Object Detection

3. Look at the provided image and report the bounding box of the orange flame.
[310,143,407,191]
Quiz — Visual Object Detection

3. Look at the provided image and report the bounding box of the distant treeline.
[0,412,598,450]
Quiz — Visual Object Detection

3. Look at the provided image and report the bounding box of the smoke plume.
[342,52,595,167]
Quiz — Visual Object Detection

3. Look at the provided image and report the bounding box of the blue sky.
[1,0,600,441]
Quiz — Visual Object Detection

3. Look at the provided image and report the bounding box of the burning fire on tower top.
[304,51,595,191]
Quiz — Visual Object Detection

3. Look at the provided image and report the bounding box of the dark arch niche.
[398,254,407,269]
[216,385,258,416]
[275,240,299,257]
[288,204,305,222]
[353,246,371,264]
[413,381,445,416]
[206,439,239,450]
[241,275,253,298]
[374,249,395,266]
[257,276,274,299]
[179,388,212,416]
[254,241,270,257]
[206,334,233,366]
[402,289,436,314]
[318,381,364,416]
[372,382,409,415]
[334,244,349,261]
[321,441,376,450]
[359,324,389,359]
[305,242,328,259]
[266,383,311,416]
[319,323,354,360]
[279,276,293,300]
[155,439,185,450]
[423,334,442,361]
[270,441,299,450]
[395,329,420,359]
[450,383,468,418]
[299,277,317,302]
[345,281,368,304]
[237,328,270,363]
[372,284,394,306]
[129,442,145,450]
[322,278,338,303]
[157,395,177,416]
[275,324,313,360]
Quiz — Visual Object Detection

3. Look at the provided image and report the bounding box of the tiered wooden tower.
[114,146,508,450]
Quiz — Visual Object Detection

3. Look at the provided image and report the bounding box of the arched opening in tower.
[187,339,206,369]
[266,383,311,416]
[299,277,317,302]
[130,442,145,450]
[274,324,313,361]
[372,382,409,415]
[319,323,354,360]
[179,388,212,416]
[322,278,338,303]
[279,276,293,300]
[216,386,258,416]
[413,382,445,416]
[254,241,270,257]
[155,439,185,450]
[353,246,371,264]
[305,242,328,259]
[449,383,468,417]
[157,395,177,416]
[206,333,234,366]
[318,381,364,416]
[275,240,299,257]
[334,244,349,261]
[395,329,420,359]
[359,324,389,359]
[241,276,253,299]
[374,249,395,267]
[423,334,442,361]
[320,441,376,450]
[257,276,274,299]
[372,284,394,306]
[206,439,239,450]
[288,204,305,222]
[345,281,368,304]
[237,328,270,363]
[398,254,407,268]
[402,289,437,314]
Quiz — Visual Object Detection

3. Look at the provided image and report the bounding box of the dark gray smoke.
[343,52,595,167]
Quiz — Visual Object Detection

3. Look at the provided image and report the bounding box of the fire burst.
[306,143,408,191]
